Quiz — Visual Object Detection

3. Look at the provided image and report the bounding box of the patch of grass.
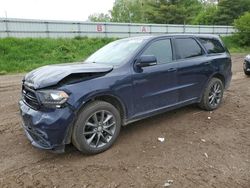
[0,37,115,73]
[0,36,249,74]
[222,36,250,53]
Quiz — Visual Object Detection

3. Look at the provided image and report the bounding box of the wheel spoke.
[103,128,113,136]
[103,114,112,124]
[103,122,115,129]
[95,134,101,148]
[215,90,221,94]
[215,84,220,91]
[83,130,96,135]
[100,110,105,123]
[210,98,214,105]
[101,134,108,143]
[86,122,97,127]
[87,133,97,144]
[93,113,98,124]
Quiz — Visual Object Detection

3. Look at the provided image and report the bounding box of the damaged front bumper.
[19,100,75,153]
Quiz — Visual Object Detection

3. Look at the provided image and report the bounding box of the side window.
[175,38,204,59]
[198,38,226,54]
[142,39,173,64]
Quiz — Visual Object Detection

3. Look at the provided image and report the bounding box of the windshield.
[85,38,145,65]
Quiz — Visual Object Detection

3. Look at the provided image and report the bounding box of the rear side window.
[142,39,173,64]
[175,38,204,59]
[198,38,225,54]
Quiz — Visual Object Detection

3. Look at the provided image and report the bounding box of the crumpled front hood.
[24,62,113,89]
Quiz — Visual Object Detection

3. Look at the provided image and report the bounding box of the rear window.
[198,38,225,54]
[175,38,204,59]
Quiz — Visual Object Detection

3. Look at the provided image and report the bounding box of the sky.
[0,0,115,21]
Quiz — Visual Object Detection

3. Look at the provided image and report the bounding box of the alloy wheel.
[208,82,222,107]
[83,110,116,148]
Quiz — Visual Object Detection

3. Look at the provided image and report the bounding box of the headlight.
[37,90,69,108]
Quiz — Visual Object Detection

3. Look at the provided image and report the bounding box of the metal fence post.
[4,19,10,37]
[45,22,49,38]
[77,22,81,37]
[128,23,131,37]
[104,22,107,38]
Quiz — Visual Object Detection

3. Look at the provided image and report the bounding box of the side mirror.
[136,55,157,68]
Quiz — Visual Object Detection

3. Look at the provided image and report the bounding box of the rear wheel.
[199,78,224,111]
[72,101,121,154]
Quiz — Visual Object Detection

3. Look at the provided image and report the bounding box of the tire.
[244,69,250,76]
[244,70,250,76]
[72,101,121,154]
[243,63,250,75]
[199,78,224,111]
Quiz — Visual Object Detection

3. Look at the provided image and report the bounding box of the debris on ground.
[158,137,165,142]
[204,153,208,158]
[208,117,211,120]
[164,180,174,187]
[201,139,206,143]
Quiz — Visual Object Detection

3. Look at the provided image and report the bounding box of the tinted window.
[142,39,173,64]
[175,38,204,59]
[199,38,225,54]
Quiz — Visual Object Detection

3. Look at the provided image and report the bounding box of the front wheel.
[244,70,250,75]
[199,78,224,111]
[244,62,250,75]
[72,101,121,154]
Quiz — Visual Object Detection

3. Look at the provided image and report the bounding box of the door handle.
[205,61,212,65]
[167,68,177,72]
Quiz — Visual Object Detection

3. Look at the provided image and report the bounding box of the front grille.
[22,85,40,109]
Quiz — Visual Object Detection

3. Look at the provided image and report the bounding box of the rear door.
[173,37,213,102]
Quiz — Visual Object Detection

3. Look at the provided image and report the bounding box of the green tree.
[88,0,250,25]
[110,0,145,23]
[110,0,203,24]
[214,0,250,25]
[234,12,250,46]
[180,0,204,24]
[88,13,111,22]
[192,5,217,25]
[144,0,203,24]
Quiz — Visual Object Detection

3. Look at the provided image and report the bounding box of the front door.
[132,38,179,117]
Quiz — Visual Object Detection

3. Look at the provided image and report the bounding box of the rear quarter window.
[198,38,226,54]
[175,38,204,59]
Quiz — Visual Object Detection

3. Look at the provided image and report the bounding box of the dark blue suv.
[19,35,232,154]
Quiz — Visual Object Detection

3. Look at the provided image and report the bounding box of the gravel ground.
[0,54,249,188]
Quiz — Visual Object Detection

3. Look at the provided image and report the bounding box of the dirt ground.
[0,54,249,188]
